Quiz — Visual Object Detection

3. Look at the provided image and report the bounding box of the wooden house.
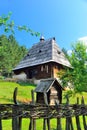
[13,37,71,81]
[34,78,63,105]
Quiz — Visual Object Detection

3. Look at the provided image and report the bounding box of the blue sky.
[0,0,87,50]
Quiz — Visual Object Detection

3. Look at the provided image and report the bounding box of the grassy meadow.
[0,80,87,130]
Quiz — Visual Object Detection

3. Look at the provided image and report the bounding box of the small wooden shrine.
[34,78,63,105]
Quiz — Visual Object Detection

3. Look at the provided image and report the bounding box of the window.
[41,66,44,71]
[46,65,48,73]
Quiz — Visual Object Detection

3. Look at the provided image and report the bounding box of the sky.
[0,0,87,50]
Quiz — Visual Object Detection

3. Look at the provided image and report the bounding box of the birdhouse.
[34,78,63,105]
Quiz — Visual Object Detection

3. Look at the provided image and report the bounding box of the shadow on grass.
[0,97,13,104]
[17,81,36,88]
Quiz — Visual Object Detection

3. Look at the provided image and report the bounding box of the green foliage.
[59,41,87,93]
[0,34,28,77]
[0,12,40,36]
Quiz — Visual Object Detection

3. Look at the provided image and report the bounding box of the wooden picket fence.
[0,89,87,130]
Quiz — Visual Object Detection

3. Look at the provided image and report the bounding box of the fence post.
[43,119,47,130]
[65,95,74,130]
[47,118,50,130]
[0,119,2,130]
[12,105,22,130]
[44,92,48,106]
[29,118,33,130]
[33,119,36,130]
[81,96,87,130]
[57,118,62,130]
[75,97,81,130]
[31,90,35,105]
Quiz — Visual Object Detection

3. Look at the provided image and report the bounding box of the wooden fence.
[0,89,87,130]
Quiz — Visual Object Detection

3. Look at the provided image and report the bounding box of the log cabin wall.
[52,62,63,78]
[25,63,54,79]
[14,62,64,80]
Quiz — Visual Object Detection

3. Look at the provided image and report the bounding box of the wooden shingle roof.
[34,78,62,93]
[13,37,71,70]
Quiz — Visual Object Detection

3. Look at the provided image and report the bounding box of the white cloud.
[78,36,87,46]
[67,50,72,55]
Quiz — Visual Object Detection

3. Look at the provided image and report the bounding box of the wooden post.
[57,118,62,130]
[81,97,87,130]
[33,119,36,130]
[31,90,35,105]
[47,118,50,130]
[13,87,18,104]
[19,117,22,130]
[0,119,2,130]
[44,92,48,105]
[29,118,33,130]
[65,96,71,130]
[69,118,74,130]
[12,106,21,130]
[75,97,81,130]
[66,118,70,130]
[43,119,47,130]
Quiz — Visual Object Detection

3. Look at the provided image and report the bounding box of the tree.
[0,12,40,77]
[59,41,87,93]
[0,34,28,77]
[0,12,40,36]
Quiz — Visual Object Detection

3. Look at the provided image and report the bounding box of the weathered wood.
[66,117,70,130]
[57,118,62,130]
[13,87,18,104]
[75,97,81,130]
[31,90,35,104]
[81,96,87,130]
[0,119,2,130]
[69,118,74,130]
[33,119,36,130]
[47,118,50,130]
[29,118,33,130]
[44,92,48,105]
[43,119,47,130]
[0,97,87,130]
[19,117,22,130]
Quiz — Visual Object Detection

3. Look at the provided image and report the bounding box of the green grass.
[0,81,36,104]
[0,81,87,130]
